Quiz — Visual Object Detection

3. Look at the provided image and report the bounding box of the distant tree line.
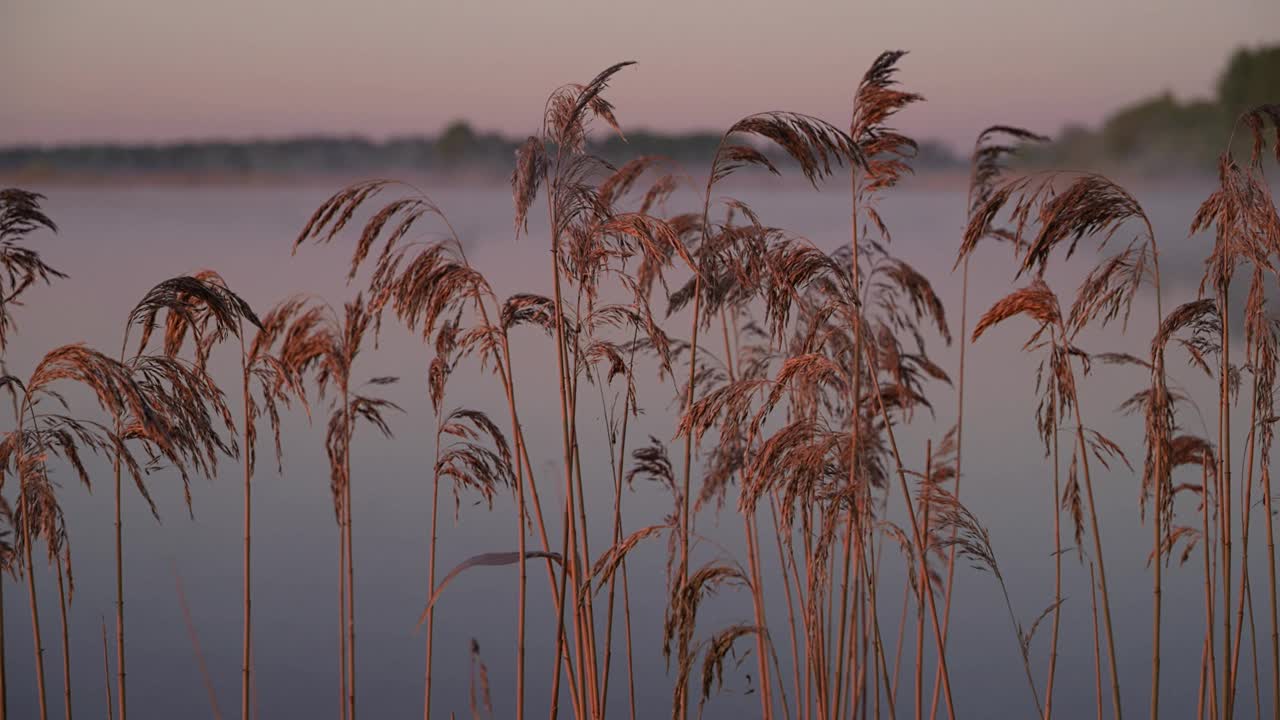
[0,119,962,180]
[14,42,1271,181]
[1029,43,1280,174]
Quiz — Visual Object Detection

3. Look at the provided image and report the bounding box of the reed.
[0,56,1275,720]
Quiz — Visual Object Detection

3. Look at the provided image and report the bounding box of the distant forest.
[1029,43,1280,173]
[3,43,1276,181]
[0,122,962,181]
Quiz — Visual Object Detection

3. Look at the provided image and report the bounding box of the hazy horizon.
[5,0,1279,150]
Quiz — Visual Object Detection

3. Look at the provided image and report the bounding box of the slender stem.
[566,313,600,717]
[744,510,773,720]
[1229,370,1259,708]
[929,253,968,720]
[20,444,49,720]
[890,580,910,708]
[916,443,932,720]
[768,496,803,720]
[0,560,6,720]
[1060,329,1123,720]
[676,279,703,720]
[545,150,593,720]
[718,308,774,720]
[513,379,528,720]
[1089,561,1103,720]
[1245,573,1261,719]
[1263,418,1280,718]
[1148,222,1165,720]
[473,289,569,719]
[1046,395,1062,720]
[1152,396,1164,720]
[846,140,866,720]
[423,412,443,720]
[1219,281,1233,720]
[858,523,896,720]
[240,337,252,720]
[621,558,637,720]
[343,388,355,720]
[862,342,954,719]
[338,502,347,720]
[102,618,113,720]
[54,553,70,720]
[1203,457,1220,720]
[112,423,125,720]
[1199,626,1209,720]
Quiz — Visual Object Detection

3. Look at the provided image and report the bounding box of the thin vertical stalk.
[929,253,968,720]
[1045,393,1062,720]
[112,428,124,720]
[423,412,443,720]
[1071,405,1122,720]
[1152,409,1164,720]
[0,566,6,720]
[1053,308,1123,720]
[845,142,866,720]
[566,321,601,717]
[1204,457,1220,720]
[890,580,910,708]
[597,341,630,716]
[720,309,773,720]
[1218,284,1233,720]
[17,397,49,720]
[54,553,70,720]
[1228,371,1259,707]
[869,535,894,720]
[862,342,954,719]
[512,381,528,720]
[22,487,48,720]
[676,278,702,720]
[239,334,252,720]
[343,388,355,720]
[858,527,896,720]
[1263,418,1279,717]
[101,618,112,720]
[916,442,933,720]
[1089,561,1103,720]
[468,283,570,720]
[338,509,347,720]
[769,496,804,720]
[1148,226,1165,720]
[1245,575,1261,719]
[1199,630,1209,720]
[621,559,637,720]
[545,151,593,720]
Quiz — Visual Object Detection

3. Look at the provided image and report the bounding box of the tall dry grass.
[0,62,1276,720]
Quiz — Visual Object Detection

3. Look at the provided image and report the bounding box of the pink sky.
[4,0,1278,149]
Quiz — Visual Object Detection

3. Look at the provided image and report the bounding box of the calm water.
[2,177,1269,718]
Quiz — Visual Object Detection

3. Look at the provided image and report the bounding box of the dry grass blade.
[968,126,1049,216]
[971,280,1060,344]
[0,188,64,351]
[698,624,761,712]
[851,50,922,192]
[417,551,563,624]
[512,137,547,236]
[712,113,856,188]
[542,61,636,154]
[1236,104,1280,168]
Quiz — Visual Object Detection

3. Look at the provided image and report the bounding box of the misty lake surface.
[3,177,1267,718]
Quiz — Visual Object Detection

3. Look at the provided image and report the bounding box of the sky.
[4,0,1279,150]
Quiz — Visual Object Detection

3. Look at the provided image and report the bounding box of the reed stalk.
[54,552,69,720]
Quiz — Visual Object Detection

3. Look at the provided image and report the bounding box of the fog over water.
[2,176,1272,717]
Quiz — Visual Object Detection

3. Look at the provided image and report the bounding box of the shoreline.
[0,166,1220,191]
